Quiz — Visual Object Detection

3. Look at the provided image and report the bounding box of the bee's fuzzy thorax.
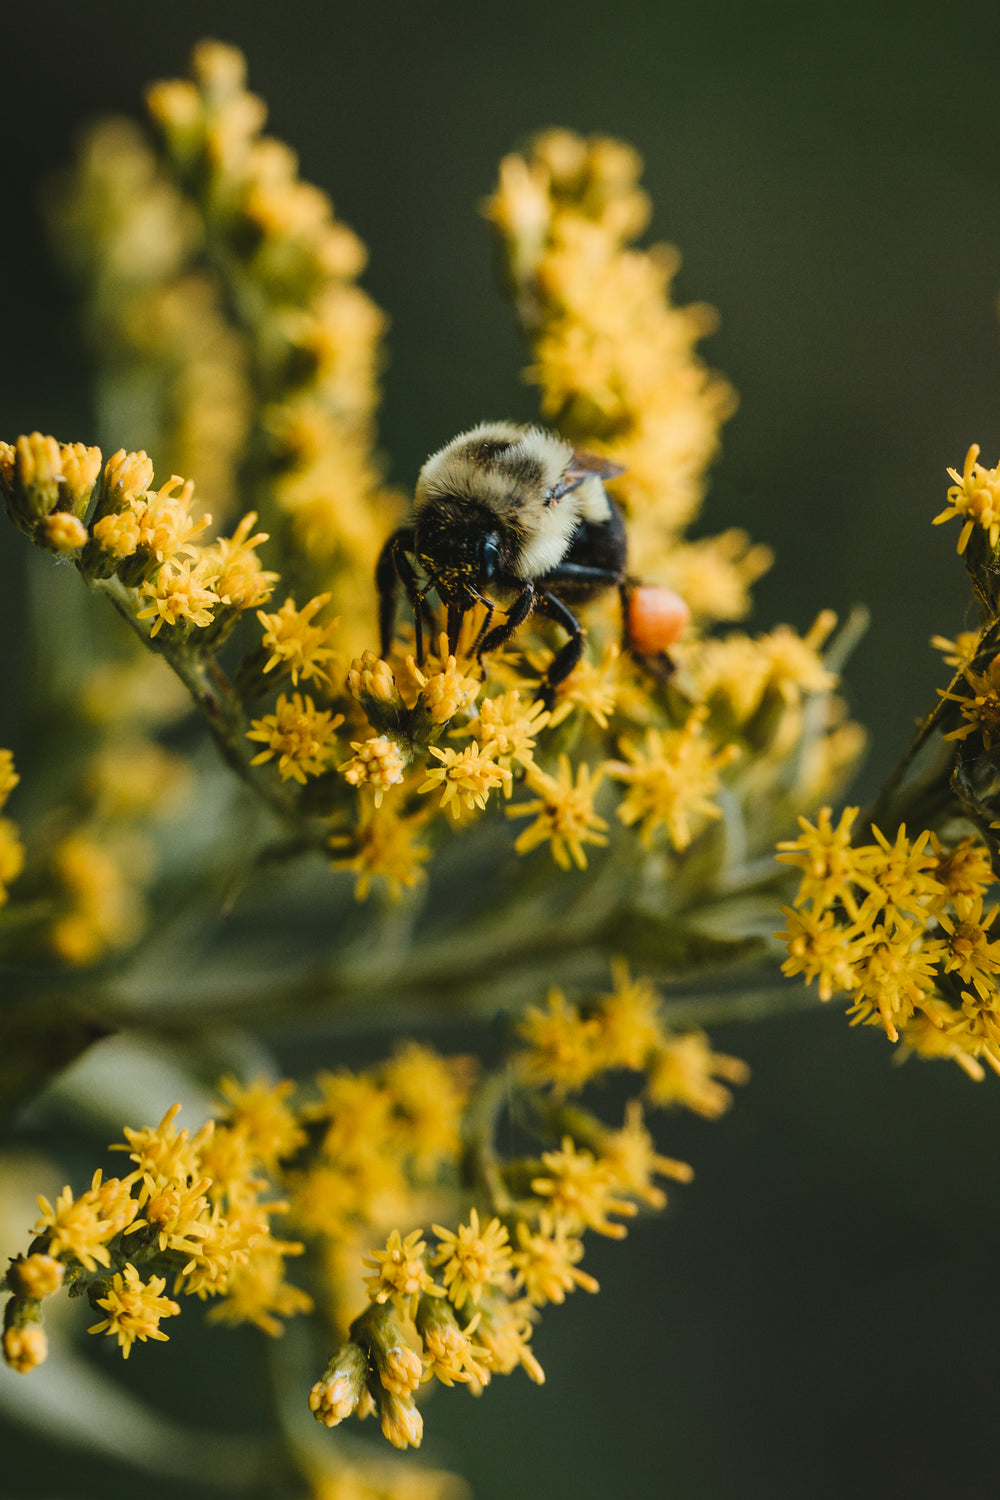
[415,421,582,580]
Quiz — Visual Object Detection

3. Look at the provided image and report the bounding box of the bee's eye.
[480,535,501,579]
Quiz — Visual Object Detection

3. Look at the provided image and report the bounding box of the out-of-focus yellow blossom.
[645,1033,751,1118]
[0,748,25,905]
[530,1137,638,1240]
[607,708,739,850]
[49,832,146,965]
[508,755,608,869]
[328,801,430,901]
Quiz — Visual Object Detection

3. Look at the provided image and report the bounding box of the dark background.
[2,3,1000,1497]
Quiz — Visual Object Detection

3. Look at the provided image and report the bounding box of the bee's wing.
[546,448,626,503]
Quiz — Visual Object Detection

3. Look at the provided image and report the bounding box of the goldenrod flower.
[247,693,344,783]
[645,1033,750,1118]
[777,904,861,1000]
[418,741,511,820]
[408,650,481,724]
[2,1326,47,1374]
[257,593,340,686]
[340,735,408,805]
[594,959,667,1070]
[0,817,25,905]
[508,754,608,869]
[472,1292,545,1385]
[530,1138,637,1240]
[776,805,866,914]
[939,655,1000,748]
[511,1216,599,1306]
[935,443,1000,552]
[6,1255,65,1301]
[309,1340,368,1427]
[936,897,1000,1000]
[416,1299,492,1386]
[465,691,549,781]
[88,1263,181,1358]
[136,555,221,635]
[216,1075,308,1172]
[846,919,946,1043]
[515,987,604,1094]
[597,1100,693,1208]
[430,1209,513,1311]
[33,1171,139,1272]
[607,708,738,850]
[363,1229,444,1318]
[328,801,430,900]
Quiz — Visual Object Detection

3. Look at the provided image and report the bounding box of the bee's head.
[415,501,502,604]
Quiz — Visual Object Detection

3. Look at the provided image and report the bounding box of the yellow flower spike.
[845,918,946,1043]
[88,1263,181,1358]
[775,805,865,916]
[471,1291,545,1386]
[135,555,222,636]
[2,1324,47,1374]
[41,512,88,552]
[776,905,861,1001]
[938,655,1000,749]
[347,650,401,709]
[430,1209,513,1311]
[597,1099,693,1208]
[508,754,608,869]
[33,1171,139,1272]
[407,647,481,725]
[0,816,25,905]
[463,691,550,783]
[594,959,668,1070]
[216,1075,307,1172]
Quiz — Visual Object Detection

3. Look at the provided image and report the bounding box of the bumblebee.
[376,421,628,706]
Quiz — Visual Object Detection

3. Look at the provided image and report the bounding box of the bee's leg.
[476,583,536,662]
[446,602,465,656]
[375,528,417,658]
[533,589,585,710]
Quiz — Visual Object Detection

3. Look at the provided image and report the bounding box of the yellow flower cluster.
[4,1006,734,1460]
[777,808,1000,1077]
[484,129,769,618]
[2,1091,309,1372]
[143,41,399,643]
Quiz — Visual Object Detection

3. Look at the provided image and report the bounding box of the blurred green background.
[3,2,1000,1497]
